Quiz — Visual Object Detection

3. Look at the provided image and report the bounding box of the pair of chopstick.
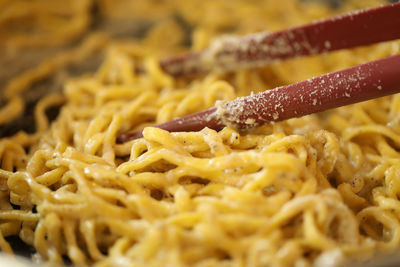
[118,3,400,143]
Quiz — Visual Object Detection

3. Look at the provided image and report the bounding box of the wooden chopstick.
[117,53,400,143]
[159,2,400,76]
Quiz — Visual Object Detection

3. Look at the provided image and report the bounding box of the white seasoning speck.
[324,41,331,49]
[245,118,256,124]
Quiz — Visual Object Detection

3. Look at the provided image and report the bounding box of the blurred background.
[1,0,382,138]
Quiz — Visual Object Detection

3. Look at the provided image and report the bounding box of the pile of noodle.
[1,0,400,266]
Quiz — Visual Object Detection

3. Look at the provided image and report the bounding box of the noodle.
[1,0,400,266]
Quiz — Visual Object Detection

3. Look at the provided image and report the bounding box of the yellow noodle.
[1,0,400,266]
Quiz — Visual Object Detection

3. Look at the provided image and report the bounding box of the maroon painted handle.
[160,2,400,76]
[118,53,400,143]
[224,53,400,128]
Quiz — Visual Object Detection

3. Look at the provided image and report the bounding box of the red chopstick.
[159,2,400,76]
[117,53,400,143]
